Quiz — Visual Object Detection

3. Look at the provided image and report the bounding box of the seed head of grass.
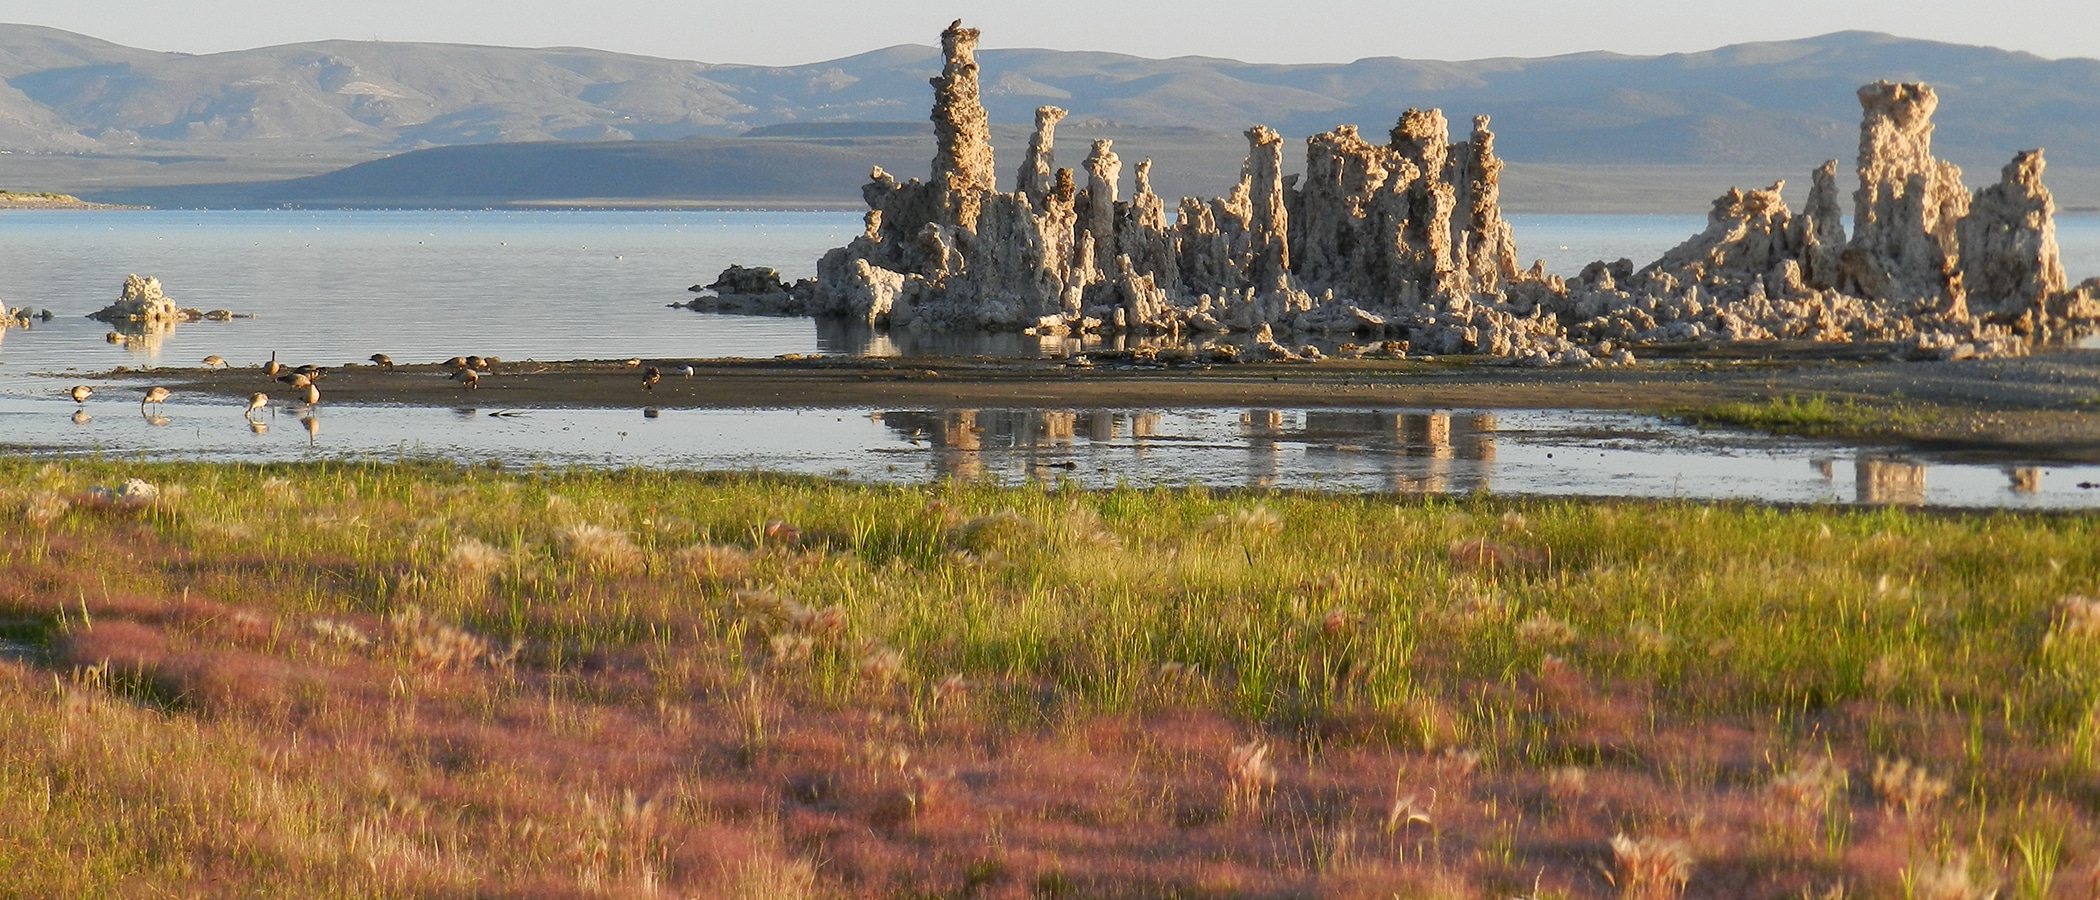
[1872,757,1949,817]
[1548,765,1590,810]
[22,490,69,526]
[857,647,904,687]
[1437,747,1483,782]
[1226,739,1277,814]
[1516,611,1577,647]
[1385,790,1432,833]
[308,617,372,647]
[930,674,968,708]
[1905,852,1998,900]
[761,520,802,546]
[674,542,751,583]
[388,606,513,671]
[2051,595,2100,642]
[1205,505,1283,539]
[444,538,508,580]
[1607,834,1693,900]
[1448,537,1547,571]
[1768,757,1844,824]
[553,523,642,573]
[953,511,1039,554]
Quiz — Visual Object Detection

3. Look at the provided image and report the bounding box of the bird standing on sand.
[68,385,93,404]
[202,354,227,369]
[680,364,695,378]
[369,353,394,369]
[466,355,487,371]
[453,368,480,390]
[246,393,268,418]
[445,356,469,371]
[141,386,171,412]
[642,366,661,391]
[265,351,283,377]
[278,372,313,389]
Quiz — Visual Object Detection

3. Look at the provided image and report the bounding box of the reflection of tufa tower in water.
[1855,457,1927,505]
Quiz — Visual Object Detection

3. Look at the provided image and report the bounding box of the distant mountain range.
[1,24,2097,210]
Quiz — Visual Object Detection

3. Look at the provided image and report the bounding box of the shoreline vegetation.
[0,189,138,210]
[2,458,2096,896]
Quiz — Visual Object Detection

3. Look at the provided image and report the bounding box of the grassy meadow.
[1,457,2098,898]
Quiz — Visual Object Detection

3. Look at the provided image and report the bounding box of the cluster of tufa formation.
[705,21,2098,364]
[86,274,249,330]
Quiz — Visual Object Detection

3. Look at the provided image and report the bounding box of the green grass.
[0,457,2095,896]
[1675,393,1936,437]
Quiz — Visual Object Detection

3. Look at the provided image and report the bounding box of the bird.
[453,368,480,390]
[642,366,661,390]
[465,355,487,371]
[369,353,394,369]
[445,356,469,371]
[264,351,283,378]
[300,384,320,406]
[202,354,227,369]
[623,358,642,368]
[68,385,92,404]
[294,364,323,379]
[245,392,268,418]
[680,364,695,378]
[141,387,171,413]
[278,372,313,389]
[480,356,500,369]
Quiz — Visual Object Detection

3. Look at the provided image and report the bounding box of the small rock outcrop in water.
[705,23,2096,363]
[85,274,251,327]
[88,274,181,325]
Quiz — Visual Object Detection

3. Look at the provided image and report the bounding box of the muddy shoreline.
[82,346,2100,462]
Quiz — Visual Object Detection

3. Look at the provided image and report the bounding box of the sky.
[0,0,2093,65]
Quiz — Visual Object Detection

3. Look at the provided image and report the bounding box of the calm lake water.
[0,209,2095,506]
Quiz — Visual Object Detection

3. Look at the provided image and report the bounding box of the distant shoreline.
[0,191,143,211]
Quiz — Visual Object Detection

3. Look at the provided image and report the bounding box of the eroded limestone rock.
[772,23,2096,364]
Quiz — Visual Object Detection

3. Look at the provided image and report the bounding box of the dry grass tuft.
[444,538,508,580]
[1607,833,1693,900]
[387,606,518,671]
[1206,505,1284,539]
[952,510,1039,554]
[553,523,642,573]
[2052,594,2100,641]
[1905,853,1998,900]
[1872,757,1950,817]
[674,542,751,583]
[1516,611,1578,647]
[1226,739,1277,815]
[22,490,69,526]
[1448,537,1547,571]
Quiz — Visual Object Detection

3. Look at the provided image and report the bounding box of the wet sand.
[105,346,2100,462]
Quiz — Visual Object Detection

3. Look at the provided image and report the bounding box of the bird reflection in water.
[71,409,91,425]
[144,414,172,428]
[300,414,320,446]
[249,419,269,435]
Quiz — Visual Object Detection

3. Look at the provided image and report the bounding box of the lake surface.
[1,209,2096,507]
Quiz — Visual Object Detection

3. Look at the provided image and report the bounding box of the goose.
[445,356,469,371]
[369,353,394,368]
[453,368,480,390]
[277,372,313,389]
[264,351,283,377]
[68,385,93,404]
[623,358,642,368]
[300,384,320,406]
[642,366,661,391]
